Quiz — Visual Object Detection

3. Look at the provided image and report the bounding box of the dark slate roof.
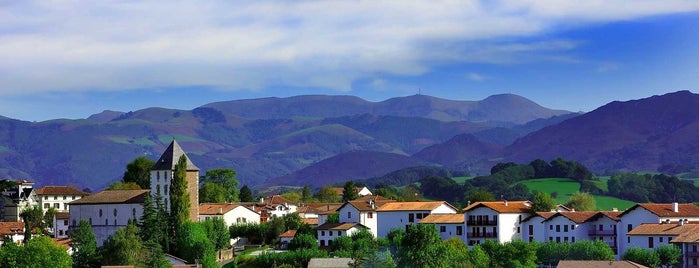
[151,140,199,171]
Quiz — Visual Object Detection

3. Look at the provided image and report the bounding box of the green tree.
[568,240,614,260]
[70,219,101,268]
[326,213,340,224]
[301,185,313,202]
[360,250,396,268]
[401,184,422,201]
[288,234,318,250]
[655,244,681,267]
[202,168,239,202]
[564,191,596,211]
[202,217,230,251]
[343,181,360,202]
[199,182,226,203]
[266,215,286,245]
[106,181,142,190]
[531,191,556,212]
[239,185,254,202]
[465,189,495,203]
[101,222,143,266]
[469,245,491,268]
[622,247,660,268]
[20,205,50,239]
[281,191,302,202]
[176,222,218,267]
[8,236,72,268]
[536,241,569,266]
[497,240,537,268]
[142,240,172,268]
[398,224,446,267]
[171,155,192,240]
[123,156,155,189]
[443,238,469,267]
[316,186,340,202]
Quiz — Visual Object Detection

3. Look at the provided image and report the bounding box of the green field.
[520,178,635,211]
[451,176,475,184]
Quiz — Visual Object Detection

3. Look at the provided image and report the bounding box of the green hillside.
[519,178,635,211]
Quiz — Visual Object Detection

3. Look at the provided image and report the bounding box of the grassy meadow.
[519,178,635,211]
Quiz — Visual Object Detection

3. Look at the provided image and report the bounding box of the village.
[1,140,698,268]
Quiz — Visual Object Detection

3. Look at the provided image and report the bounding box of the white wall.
[522,216,547,243]
[199,206,260,227]
[587,216,619,253]
[544,217,587,244]
[628,235,674,250]
[317,227,362,247]
[465,206,499,246]
[37,194,83,212]
[433,223,465,241]
[619,208,661,255]
[69,203,143,246]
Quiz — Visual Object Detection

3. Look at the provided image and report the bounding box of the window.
[564,237,569,242]
[321,231,325,236]
[417,213,423,220]
[549,225,553,230]
[63,220,68,225]
[89,218,92,224]
[628,224,633,232]
[72,220,76,226]
[99,209,103,217]
[63,196,66,200]
[44,196,48,200]
[368,212,373,218]
[456,226,463,236]
[347,212,351,219]
[570,225,574,230]
[114,219,117,226]
[320,240,325,247]
[549,237,553,241]
[157,171,160,181]
[114,208,118,217]
[44,203,50,209]
[54,196,57,200]
[105,219,108,225]
[329,231,333,236]
[440,226,446,233]
[628,237,630,243]
[660,237,664,243]
[132,208,136,218]
[164,185,168,194]
[64,203,69,210]
[59,230,64,236]
[648,237,654,248]
[529,225,534,235]
[556,237,560,243]
[529,237,533,242]
[572,237,575,243]
[517,227,520,233]
[72,196,75,200]
[54,203,60,209]
[556,225,561,232]
[156,185,161,194]
[564,225,569,232]
[408,213,414,223]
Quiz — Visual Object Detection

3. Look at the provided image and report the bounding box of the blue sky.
[1,1,698,121]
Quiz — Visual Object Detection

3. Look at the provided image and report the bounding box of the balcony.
[588,229,616,236]
[467,219,498,226]
[467,232,497,238]
[687,251,699,257]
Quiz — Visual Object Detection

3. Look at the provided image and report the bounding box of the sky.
[1,1,698,122]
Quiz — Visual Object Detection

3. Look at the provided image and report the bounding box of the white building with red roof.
[35,185,89,212]
[316,222,368,248]
[198,203,260,226]
[462,200,532,246]
[419,213,465,240]
[375,201,457,238]
[618,202,699,256]
[337,195,394,237]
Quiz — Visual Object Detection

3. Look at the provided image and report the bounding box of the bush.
[288,234,318,250]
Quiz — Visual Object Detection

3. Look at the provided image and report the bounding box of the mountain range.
[0,91,696,190]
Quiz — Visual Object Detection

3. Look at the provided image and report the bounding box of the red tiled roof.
[69,190,148,205]
[0,222,24,236]
[316,222,366,231]
[265,195,294,205]
[627,223,699,236]
[620,203,699,218]
[463,200,532,213]
[302,218,318,225]
[544,212,598,224]
[419,213,464,224]
[522,212,556,223]
[35,186,89,196]
[556,260,648,268]
[376,201,455,212]
[280,230,297,238]
[55,212,70,219]
[53,237,72,249]
[199,203,245,215]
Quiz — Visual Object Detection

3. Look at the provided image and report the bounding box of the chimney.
[260,197,264,204]
[504,200,508,206]
[673,202,679,213]
[219,207,223,214]
[612,208,618,212]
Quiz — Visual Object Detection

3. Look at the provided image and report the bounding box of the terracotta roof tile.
[35,186,89,196]
[302,218,318,225]
[316,222,367,231]
[627,223,699,236]
[280,230,297,238]
[419,213,464,224]
[620,203,699,218]
[544,212,599,224]
[199,203,248,215]
[0,222,24,236]
[522,212,556,223]
[670,226,699,243]
[376,201,455,212]
[53,238,72,249]
[463,200,532,213]
[69,190,149,205]
[265,195,294,205]
[342,197,396,212]
[55,212,70,219]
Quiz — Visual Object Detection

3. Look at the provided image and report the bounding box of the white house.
[198,203,260,226]
[316,222,368,248]
[279,229,297,249]
[542,212,597,244]
[53,211,70,238]
[463,200,532,246]
[35,186,89,213]
[0,221,24,245]
[1,179,37,222]
[669,224,699,268]
[262,195,298,218]
[586,211,623,254]
[627,222,699,251]
[331,187,373,200]
[68,189,149,246]
[521,212,555,243]
[419,214,465,241]
[337,195,394,237]
[618,203,699,256]
[375,201,457,238]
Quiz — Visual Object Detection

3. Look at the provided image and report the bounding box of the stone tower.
[150,140,199,221]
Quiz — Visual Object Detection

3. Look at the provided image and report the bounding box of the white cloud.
[0,0,697,94]
[467,73,487,82]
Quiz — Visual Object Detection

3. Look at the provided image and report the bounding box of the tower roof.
[151,140,199,171]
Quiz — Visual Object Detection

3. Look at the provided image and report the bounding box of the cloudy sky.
[1,1,698,121]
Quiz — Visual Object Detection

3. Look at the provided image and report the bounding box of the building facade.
[375,201,457,238]
[150,140,200,221]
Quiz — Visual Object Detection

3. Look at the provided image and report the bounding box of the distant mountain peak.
[87,110,125,123]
